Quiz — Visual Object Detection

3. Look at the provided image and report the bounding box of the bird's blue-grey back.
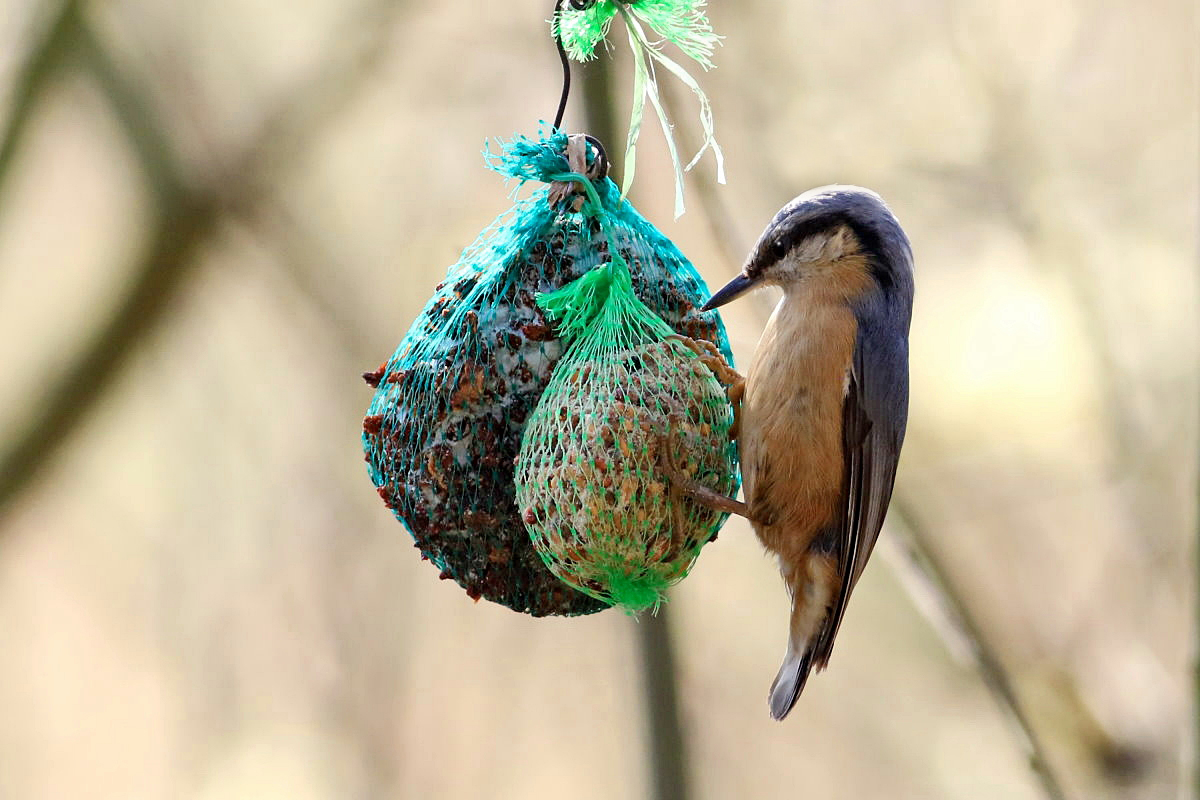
[822,186,913,593]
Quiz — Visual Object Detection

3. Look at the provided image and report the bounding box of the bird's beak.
[701,272,758,311]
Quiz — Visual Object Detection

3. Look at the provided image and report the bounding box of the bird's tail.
[768,647,816,720]
[768,553,839,721]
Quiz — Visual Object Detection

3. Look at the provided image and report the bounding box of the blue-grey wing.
[812,301,910,667]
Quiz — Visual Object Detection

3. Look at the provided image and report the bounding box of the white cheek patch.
[825,227,855,260]
[794,235,829,264]
[796,226,855,266]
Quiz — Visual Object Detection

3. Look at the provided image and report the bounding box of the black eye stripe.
[750,210,891,290]
[768,216,845,265]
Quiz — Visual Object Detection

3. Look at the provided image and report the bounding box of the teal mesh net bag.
[362,132,736,616]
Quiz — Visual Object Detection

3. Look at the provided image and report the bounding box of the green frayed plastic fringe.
[553,0,718,67]
[604,569,667,614]
[538,258,675,356]
[551,0,725,218]
[484,130,572,185]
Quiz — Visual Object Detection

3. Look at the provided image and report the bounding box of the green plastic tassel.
[552,0,725,218]
[554,0,719,66]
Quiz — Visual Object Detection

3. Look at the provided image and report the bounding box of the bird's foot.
[657,423,752,520]
[726,378,745,441]
[671,335,746,441]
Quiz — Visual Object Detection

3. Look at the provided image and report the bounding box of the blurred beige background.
[0,1,1195,798]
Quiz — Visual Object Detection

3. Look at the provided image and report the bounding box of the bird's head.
[702,185,913,311]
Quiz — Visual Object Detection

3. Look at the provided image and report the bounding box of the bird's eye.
[769,239,787,262]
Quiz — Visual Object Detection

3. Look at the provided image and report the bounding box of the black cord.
[583,134,608,178]
[552,0,572,130]
[552,0,611,177]
[553,0,604,130]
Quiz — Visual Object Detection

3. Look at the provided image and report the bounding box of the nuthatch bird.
[671,186,913,720]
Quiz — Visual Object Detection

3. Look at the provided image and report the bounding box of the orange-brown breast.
[740,285,860,566]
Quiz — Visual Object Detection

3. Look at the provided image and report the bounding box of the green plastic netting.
[362,131,736,617]
[515,246,738,612]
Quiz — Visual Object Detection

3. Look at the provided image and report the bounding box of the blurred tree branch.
[237,203,377,362]
[0,0,82,210]
[635,610,691,800]
[0,9,211,520]
[1186,123,1200,791]
[886,500,1068,800]
[0,0,407,523]
[72,14,190,205]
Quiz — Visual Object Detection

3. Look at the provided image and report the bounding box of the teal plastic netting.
[362,131,735,617]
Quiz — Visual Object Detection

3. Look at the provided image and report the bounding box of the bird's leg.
[671,335,746,441]
[657,420,753,520]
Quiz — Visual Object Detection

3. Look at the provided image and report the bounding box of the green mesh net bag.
[515,244,739,613]
[361,131,736,617]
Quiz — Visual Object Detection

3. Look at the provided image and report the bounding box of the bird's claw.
[725,378,745,441]
[656,421,753,521]
[671,335,745,442]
